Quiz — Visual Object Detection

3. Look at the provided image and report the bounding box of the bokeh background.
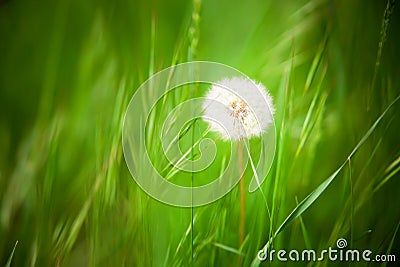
[1,0,400,266]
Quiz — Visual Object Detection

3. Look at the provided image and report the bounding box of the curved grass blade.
[251,95,400,266]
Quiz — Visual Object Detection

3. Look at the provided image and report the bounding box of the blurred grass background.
[1,0,400,266]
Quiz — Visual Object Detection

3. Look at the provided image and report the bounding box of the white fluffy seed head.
[202,77,275,140]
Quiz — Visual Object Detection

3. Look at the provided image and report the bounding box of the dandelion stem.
[238,141,245,264]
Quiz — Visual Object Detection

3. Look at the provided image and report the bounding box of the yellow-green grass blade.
[5,241,18,267]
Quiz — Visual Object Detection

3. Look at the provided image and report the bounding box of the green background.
[0,0,399,266]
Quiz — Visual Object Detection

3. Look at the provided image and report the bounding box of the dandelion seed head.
[202,77,275,140]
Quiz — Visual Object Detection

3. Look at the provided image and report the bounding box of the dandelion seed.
[202,77,274,140]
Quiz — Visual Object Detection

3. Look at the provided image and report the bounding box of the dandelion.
[201,76,275,248]
[202,77,274,140]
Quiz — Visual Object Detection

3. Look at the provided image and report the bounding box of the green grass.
[1,0,400,266]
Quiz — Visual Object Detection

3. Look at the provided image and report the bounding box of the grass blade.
[373,155,400,193]
[252,95,400,266]
[304,35,328,93]
[214,242,245,256]
[382,221,400,267]
[5,241,18,267]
